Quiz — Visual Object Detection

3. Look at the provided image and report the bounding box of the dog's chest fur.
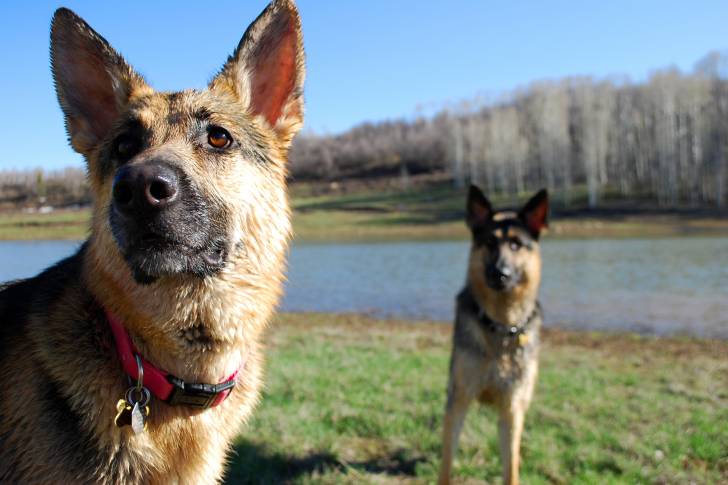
[451,288,541,397]
[0,248,263,484]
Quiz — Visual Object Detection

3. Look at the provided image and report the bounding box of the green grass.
[290,183,728,241]
[0,209,90,240]
[225,313,728,484]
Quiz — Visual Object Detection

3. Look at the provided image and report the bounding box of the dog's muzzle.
[108,161,228,284]
[486,263,520,291]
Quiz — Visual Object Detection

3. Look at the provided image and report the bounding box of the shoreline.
[2,206,728,241]
[277,311,728,346]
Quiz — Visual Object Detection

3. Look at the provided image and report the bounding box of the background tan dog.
[0,1,304,483]
[439,186,548,485]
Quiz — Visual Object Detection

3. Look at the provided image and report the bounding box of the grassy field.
[0,209,90,240]
[225,313,728,484]
[2,183,728,241]
[291,183,728,241]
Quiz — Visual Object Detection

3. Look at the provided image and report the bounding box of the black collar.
[458,288,541,339]
[476,304,539,337]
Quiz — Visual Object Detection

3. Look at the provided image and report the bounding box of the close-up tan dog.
[439,186,548,485]
[0,0,304,482]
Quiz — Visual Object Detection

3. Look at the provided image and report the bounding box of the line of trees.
[0,167,88,209]
[3,52,727,210]
[291,51,728,207]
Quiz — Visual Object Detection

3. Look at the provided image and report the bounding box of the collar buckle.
[166,376,236,408]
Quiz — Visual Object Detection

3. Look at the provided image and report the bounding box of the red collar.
[105,309,238,408]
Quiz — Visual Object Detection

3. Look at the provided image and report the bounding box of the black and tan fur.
[0,1,304,483]
[439,186,549,485]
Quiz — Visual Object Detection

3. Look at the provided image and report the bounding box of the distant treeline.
[0,167,88,210]
[4,52,728,210]
[291,51,728,207]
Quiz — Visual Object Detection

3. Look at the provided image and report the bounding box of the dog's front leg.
[498,403,525,485]
[438,381,472,485]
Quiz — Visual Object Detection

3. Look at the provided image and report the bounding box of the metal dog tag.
[114,354,150,434]
[115,399,133,428]
[131,402,145,434]
[115,388,150,433]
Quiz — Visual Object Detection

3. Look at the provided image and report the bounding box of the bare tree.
[7,51,728,210]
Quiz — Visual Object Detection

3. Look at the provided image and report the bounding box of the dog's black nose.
[495,265,512,281]
[112,163,179,216]
[486,263,514,290]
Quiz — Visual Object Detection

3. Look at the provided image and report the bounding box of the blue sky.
[0,1,726,171]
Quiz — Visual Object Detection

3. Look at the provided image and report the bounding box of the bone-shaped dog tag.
[116,355,151,433]
[114,390,150,432]
[115,399,133,428]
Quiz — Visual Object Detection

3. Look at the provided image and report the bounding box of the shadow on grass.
[225,441,426,484]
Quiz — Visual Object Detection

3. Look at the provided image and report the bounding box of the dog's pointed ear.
[519,189,549,239]
[51,8,151,156]
[209,0,305,148]
[466,185,493,229]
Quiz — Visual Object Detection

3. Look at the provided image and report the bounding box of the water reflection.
[1,238,726,338]
[281,238,728,338]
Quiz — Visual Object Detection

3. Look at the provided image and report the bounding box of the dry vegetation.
[292,52,728,209]
[5,55,728,217]
[0,167,88,211]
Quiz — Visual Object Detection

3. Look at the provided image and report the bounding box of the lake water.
[1,238,726,339]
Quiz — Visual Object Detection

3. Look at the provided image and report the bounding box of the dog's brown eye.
[208,127,232,149]
[114,136,139,159]
[484,235,498,249]
[509,240,522,251]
